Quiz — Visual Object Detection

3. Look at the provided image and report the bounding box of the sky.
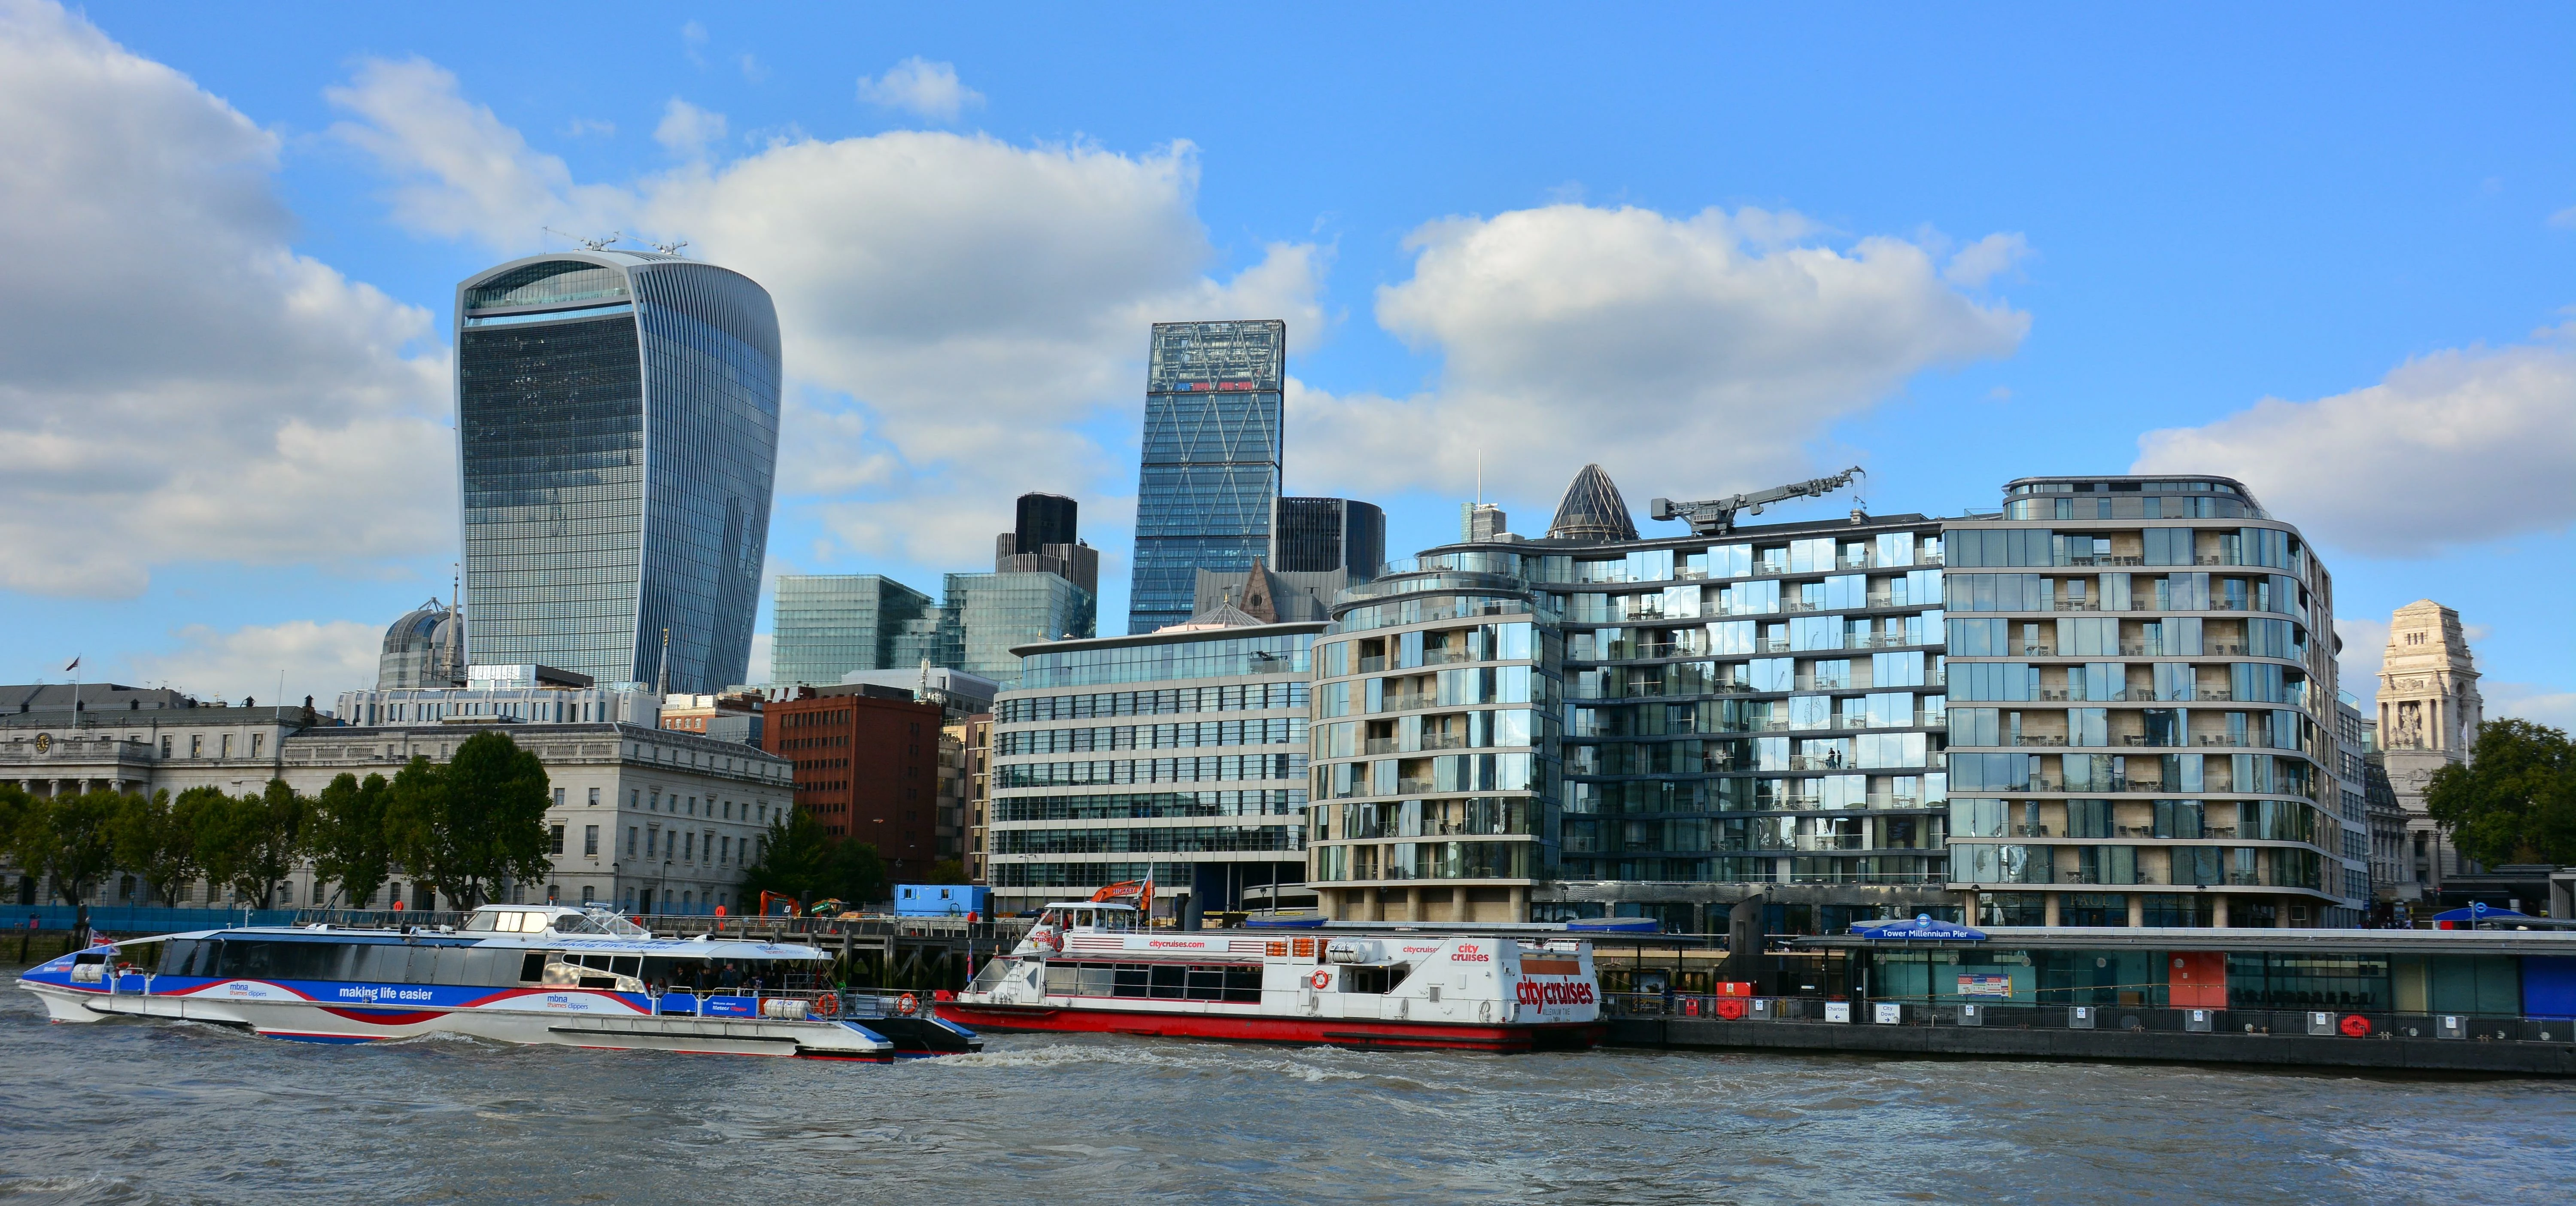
[1,0,2570,726]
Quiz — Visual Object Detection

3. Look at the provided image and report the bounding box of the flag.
[63,656,79,672]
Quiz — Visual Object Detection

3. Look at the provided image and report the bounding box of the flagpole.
[66,655,81,729]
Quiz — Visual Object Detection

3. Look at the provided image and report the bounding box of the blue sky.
[2,1,2570,724]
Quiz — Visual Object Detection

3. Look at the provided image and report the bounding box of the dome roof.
[382,599,452,656]
[378,597,464,689]
[1547,464,1639,543]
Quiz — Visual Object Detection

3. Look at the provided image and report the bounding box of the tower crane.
[1648,467,1867,536]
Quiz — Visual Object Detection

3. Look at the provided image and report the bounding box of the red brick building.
[759,686,942,881]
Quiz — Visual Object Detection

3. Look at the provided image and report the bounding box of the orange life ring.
[1310,969,1332,990]
[813,992,839,1018]
[1714,996,1748,1021]
[897,992,920,1015]
[2339,1014,2371,1038]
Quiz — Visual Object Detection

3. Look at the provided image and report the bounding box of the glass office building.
[1127,321,1285,634]
[770,574,934,686]
[455,250,780,694]
[1273,496,1386,578]
[939,571,1097,687]
[988,617,1318,919]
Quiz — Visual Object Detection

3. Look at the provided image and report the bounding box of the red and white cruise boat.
[937,902,1603,1052]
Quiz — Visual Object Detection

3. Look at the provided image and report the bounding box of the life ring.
[897,993,920,1016]
[1310,969,1332,990]
[813,992,839,1018]
[2339,1014,2371,1038]
[1714,996,1748,1021]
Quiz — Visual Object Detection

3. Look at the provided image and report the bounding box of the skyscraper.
[770,574,934,686]
[1127,320,1285,634]
[993,491,1099,595]
[455,250,781,694]
[1273,497,1386,578]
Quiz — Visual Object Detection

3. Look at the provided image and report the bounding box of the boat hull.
[936,1000,1602,1052]
[19,978,902,1060]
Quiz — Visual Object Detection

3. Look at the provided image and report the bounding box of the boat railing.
[1601,990,2576,1042]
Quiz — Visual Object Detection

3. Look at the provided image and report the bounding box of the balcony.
[1363,738,1398,755]
[1420,732,1470,752]
[2012,734,2069,747]
[1358,656,1388,673]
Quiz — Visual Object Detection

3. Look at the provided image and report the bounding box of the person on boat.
[720,963,741,990]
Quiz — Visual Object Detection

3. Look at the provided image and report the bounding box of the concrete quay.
[1605,1015,2576,1075]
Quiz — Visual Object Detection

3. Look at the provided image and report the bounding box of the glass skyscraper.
[1127,320,1285,634]
[455,250,780,694]
[770,574,934,686]
[939,571,1097,687]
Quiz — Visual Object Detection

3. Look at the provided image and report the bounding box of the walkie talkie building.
[454,250,780,694]
[1127,320,1286,634]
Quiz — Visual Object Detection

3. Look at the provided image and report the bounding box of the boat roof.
[88,925,830,960]
[1043,902,1138,911]
[1800,925,2576,957]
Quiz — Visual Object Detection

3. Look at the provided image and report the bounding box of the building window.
[588,787,600,806]
[159,736,171,758]
[627,826,638,857]
[190,735,202,758]
[548,825,565,855]
[583,826,599,856]
[220,735,232,758]
[553,787,565,808]
[250,733,263,757]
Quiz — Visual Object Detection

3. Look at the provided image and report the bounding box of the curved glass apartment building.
[1941,476,2351,928]
[1307,560,1563,922]
[455,251,780,694]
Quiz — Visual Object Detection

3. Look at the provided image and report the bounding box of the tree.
[309,772,394,908]
[385,732,553,908]
[2426,718,2576,867]
[110,789,209,906]
[925,859,969,886]
[738,809,830,909]
[196,781,308,908]
[832,838,890,906]
[6,789,121,936]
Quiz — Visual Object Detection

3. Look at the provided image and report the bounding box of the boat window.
[519,951,548,983]
[158,939,202,976]
[465,912,500,932]
[553,913,605,935]
[1340,964,1405,994]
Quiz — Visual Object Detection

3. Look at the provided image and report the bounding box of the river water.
[1,990,2569,1204]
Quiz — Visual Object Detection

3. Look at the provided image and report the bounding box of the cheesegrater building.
[455,250,781,694]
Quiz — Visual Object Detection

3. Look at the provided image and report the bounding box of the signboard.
[1956,973,2012,999]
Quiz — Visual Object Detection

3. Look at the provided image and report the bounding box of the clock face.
[32,732,50,753]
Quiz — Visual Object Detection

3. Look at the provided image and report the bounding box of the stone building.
[2376,600,2484,898]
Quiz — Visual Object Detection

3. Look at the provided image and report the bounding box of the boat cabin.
[1034,902,1140,933]
[458,904,650,937]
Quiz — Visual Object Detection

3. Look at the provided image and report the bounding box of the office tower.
[1461,502,1508,542]
[1273,497,1385,578]
[1127,320,1286,634]
[760,687,944,881]
[989,609,1319,919]
[770,575,934,686]
[938,571,1096,687]
[455,249,780,695]
[993,491,1100,596]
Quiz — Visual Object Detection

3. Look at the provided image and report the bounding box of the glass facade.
[1274,496,1386,577]
[770,574,933,686]
[1306,569,1562,922]
[987,622,1320,917]
[1127,321,1285,634]
[940,571,1097,688]
[1308,471,2345,930]
[1944,476,2346,928]
[457,252,779,694]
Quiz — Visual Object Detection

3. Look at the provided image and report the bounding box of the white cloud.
[857,57,984,122]
[2549,205,2576,231]
[329,61,1323,568]
[2335,616,2388,706]
[0,0,452,598]
[2487,680,2576,732]
[1942,232,2032,288]
[747,632,774,687]
[122,619,383,708]
[2133,331,2576,556]
[653,97,726,156]
[1288,204,2028,510]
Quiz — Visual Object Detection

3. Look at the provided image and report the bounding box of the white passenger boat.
[938,902,1603,1052]
[17,904,979,1060]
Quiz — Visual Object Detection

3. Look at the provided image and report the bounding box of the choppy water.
[1,988,2570,1204]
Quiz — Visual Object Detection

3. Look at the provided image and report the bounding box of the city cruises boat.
[938,902,1604,1052]
[17,904,980,1060]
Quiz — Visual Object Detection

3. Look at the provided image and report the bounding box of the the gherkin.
[1546,463,1639,543]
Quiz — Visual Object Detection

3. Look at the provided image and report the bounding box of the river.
[0,989,2568,1203]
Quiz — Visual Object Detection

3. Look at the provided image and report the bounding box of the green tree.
[309,772,394,908]
[2426,718,2576,867]
[385,732,553,908]
[110,789,209,906]
[925,858,969,886]
[6,789,121,935]
[195,781,308,908]
[832,838,891,906]
[737,809,835,911]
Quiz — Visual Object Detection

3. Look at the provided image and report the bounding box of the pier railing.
[1603,991,2570,1044]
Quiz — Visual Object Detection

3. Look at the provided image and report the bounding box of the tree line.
[2,730,556,919]
[2427,718,2576,868]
